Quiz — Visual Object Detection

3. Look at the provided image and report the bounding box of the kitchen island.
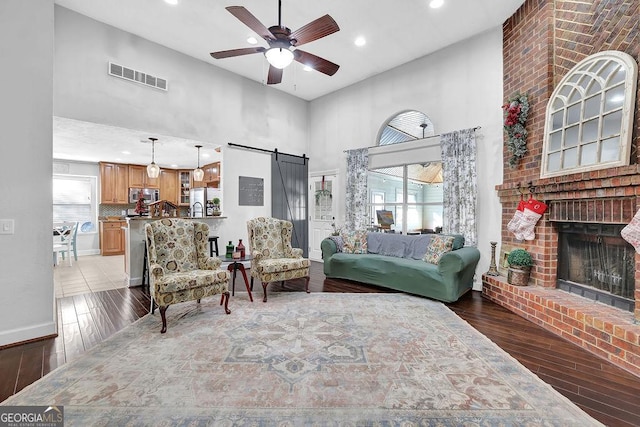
[124,216,226,287]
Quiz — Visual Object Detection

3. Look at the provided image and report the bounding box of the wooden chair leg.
[262,281,269,303]
[159,306,168,334]
[305,276,311,293]
[221,291,231,314]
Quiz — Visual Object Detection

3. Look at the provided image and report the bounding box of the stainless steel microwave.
[129,188,159,204]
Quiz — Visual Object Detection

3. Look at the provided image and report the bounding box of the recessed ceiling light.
[247,36,258,45]
[202,153,211,158]
[429,0,444,8]
[354,36,366,47]
[171,164,178,168]
[122,151,131,155]
[164,0,178,5]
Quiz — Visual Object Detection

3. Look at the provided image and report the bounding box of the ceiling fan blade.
[226,6,274,41]
[293,50,339,76]
[210,47,265,59]
[289,15,339,47]
[267,65,283,85]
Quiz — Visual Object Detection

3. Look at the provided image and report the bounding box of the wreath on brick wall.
[502,92,530,168]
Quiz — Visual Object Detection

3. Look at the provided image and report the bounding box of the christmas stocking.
[621,208,640,253]
[514,198,548,241]
[507,198,526,236]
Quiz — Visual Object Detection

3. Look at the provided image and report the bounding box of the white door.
[309,174,337,261]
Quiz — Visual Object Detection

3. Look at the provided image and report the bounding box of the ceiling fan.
[209,0,340,85]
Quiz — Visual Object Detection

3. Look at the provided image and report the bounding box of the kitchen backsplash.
[99,204,190,218]
[99,204,133,217]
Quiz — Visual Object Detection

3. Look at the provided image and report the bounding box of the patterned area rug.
[3,293,601,426]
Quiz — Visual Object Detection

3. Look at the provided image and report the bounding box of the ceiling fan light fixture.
[265,47,294,69]
[147,137,160,178]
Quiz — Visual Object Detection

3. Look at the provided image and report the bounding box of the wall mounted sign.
[239,176,264,206]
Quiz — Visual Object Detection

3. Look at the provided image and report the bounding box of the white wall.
[0,0,56,346]
[218,146,272,250]
[54,6,309,153]
[308,28,505,289]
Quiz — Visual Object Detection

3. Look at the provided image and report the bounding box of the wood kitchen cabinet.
[128,165,159,189]
[160,169,178,205]
[192,162,220,188]
[178,170,191,206]
[100,221,126,255]
[100,162,129,204]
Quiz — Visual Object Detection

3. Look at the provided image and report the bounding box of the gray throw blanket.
[366,232,432,260]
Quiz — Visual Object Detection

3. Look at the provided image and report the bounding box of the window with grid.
[540,51,637,178]
[53,175,97,233]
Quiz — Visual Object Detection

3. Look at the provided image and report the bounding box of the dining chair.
[53,222,77,266]
[60,221,79,262]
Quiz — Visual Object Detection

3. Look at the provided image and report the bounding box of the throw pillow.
[342,230,368,254]
[423,234,455,264]
[328,235,344,253]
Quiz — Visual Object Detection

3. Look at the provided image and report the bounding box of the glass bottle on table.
[225,241,234,259]
[236,239,245,258]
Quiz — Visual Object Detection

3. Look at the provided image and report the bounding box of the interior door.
[309,174,337,261]
[271,152,309,257]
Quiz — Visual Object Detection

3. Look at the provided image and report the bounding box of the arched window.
[378,110,434,145]
[540,51,637,178]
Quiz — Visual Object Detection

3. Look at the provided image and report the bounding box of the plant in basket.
[507,248,533,286]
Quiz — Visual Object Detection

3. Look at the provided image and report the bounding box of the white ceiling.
[52,0,525,168]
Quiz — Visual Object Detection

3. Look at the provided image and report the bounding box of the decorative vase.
[225,241,234,259]
[236,239,245,258]
[507,265,531,286]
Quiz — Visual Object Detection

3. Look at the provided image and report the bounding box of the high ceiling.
[52,0,525,167]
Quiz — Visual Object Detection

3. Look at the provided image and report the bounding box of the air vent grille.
[108,62,168,91]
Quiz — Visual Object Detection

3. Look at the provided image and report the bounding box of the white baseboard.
[0,321,57,347]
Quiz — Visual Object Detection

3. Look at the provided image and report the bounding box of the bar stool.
[208,236,219,257]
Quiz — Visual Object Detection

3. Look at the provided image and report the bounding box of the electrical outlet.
[0,219,14,235]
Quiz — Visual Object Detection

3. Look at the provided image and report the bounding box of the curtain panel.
[345,148,369,231]
[440,129,477,246]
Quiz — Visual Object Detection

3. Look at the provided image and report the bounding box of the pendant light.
[146,137,160,178]
[193,144,204,181]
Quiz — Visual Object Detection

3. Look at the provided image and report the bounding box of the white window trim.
[540,50,638,178]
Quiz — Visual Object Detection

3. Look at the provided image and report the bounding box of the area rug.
[2,293,601,426]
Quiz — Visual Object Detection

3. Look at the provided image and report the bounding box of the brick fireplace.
[483,0,640,378]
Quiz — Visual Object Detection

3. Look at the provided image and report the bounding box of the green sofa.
[321,232,480,303]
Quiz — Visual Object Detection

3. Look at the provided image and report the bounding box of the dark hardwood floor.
[2,261,639,426]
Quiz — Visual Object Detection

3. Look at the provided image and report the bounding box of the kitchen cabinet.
[205,162,220,186]
[192,162,220,188]
[100,221,126,255]
[100,162,129,204]
[160,169,178,205]
[129,165,159,189]
[178,170,191,206]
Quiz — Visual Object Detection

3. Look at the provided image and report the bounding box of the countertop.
[126,216,227,220]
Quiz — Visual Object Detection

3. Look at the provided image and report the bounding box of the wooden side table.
[220,256,253,302]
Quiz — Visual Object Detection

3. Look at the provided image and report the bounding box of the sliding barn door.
[271,152,309,257]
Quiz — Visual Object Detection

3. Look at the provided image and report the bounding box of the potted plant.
[211,197,221,216]
[507,248,533,286]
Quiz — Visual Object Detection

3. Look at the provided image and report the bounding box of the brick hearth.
[487,0,640,378]
[483,275,640,377]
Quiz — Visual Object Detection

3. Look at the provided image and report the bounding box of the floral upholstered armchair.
[246,217,311,302]
[145,218,231,333]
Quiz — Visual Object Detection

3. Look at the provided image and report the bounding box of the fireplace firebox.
[557,222,635,312]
